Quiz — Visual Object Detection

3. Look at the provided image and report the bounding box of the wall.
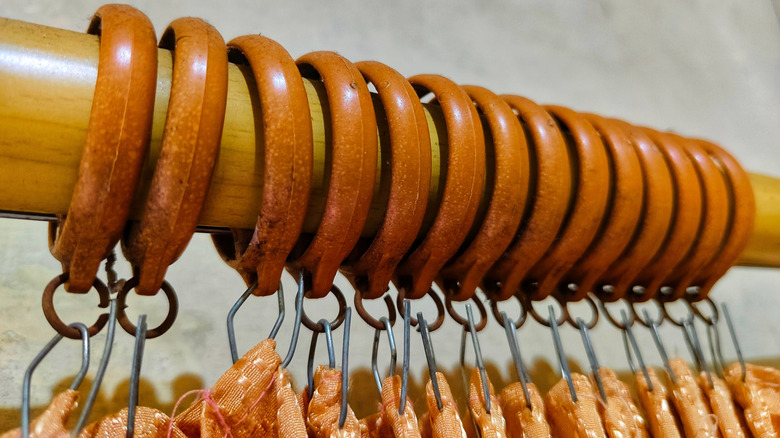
[2,0,780,430]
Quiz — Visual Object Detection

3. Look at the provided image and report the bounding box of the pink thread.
[165,372,278,438]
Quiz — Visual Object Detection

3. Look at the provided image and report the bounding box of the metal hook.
[619,309,653,392]
[576,317,606,404]
[281,272,305,369]
[126,314,147,438]
[501,311,532,410]
[307,318,335,398]
[643,309,677,385]
[548,305,577,403]
[681,319,713,388]
[371,316,397,395]
[21,323,90,438]
[721,303,746,382]
[73,297,119,436]
[399,300,411,416]
[459,304,491,414]
[690,299,725,378]
[227,281,285,363]
[417,311,443,411]
[338,307,352,429]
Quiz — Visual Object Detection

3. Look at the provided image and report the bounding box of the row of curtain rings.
[39,3,756,337]
[26,3,754,435]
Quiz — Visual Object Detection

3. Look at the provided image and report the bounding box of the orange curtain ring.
[211,35,313,297]
[633,129,703,302]
[524,106,611,302]
[48,4,157,293]
[440,85,529,302]
[688,139,755,300]
[396,74,486,300]
[344,60,431,300]
[483,95,572,302]
[122,17,228,296]
[291,51,377,299]
[602,119,674,303]
[561,114,643,302]
[661,135,730,302]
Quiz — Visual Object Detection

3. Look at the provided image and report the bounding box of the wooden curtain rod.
[1,17,778,268]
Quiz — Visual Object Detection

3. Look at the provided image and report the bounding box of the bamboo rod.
[0,17,778,267]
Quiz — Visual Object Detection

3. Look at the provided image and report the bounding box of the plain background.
[1,0,780,430]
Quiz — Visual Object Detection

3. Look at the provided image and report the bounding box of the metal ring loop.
[598,298,635,330]
[490,294,528,328]
[396,288,445,332]
[631,299,665,328]
[354,293,397,330]
[527,295,568,327]
[41,273,111,339]
[688,297,719,326]
[116,277,179,339]
[564,294,599,329]
[659,298,695,327]
[301,285,347,332]
[445,294,488,332]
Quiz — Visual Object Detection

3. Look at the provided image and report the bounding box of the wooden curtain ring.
[483,95,572,302]
[396,74,485,300]
[344,60,431,300]
[48,4,157,293]
[440,85,529,302]
[211,35,313,297]
[661,135,730,302]
[633,129,703,301]
[688,139,755,299]
[291,51,377,299]
[593,117,674,302]
[561,114,643,302]
[523,106,611,301]
[122,18,228,296]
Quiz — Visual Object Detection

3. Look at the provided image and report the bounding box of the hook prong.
[398,300,411,416]
[501,311,532,410]
[549,305,577,403]
[418,312,443,411]
[126,314,147,438]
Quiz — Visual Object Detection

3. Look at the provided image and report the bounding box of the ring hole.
[117,291,172,333]
[51,288,106,331]
[301,287,346,332]
[490,294,526,328]
[527,295,566,327]
[564,296,598,329]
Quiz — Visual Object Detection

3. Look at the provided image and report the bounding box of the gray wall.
[1,0,779,429]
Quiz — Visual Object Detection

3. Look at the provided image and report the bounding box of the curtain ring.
[42,273,111,339]
[445,294,488,332]
[396,288,445,332]
[354,293,397,331]
[301,285,348,332]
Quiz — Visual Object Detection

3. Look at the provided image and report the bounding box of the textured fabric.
[305,365,361,437]
[668,358,721,438]
[594,368,649,438]
[275,367,307,437]
[421,372,467,438]
[544,373,606,438]
[77,407,186,438]
[380,375,421,437]
[635,368,683,438]
[0,390,78,438]
[173,338,282,437]
[499,381,552,438]
[700,372,749,438]
[468,368,507,438]
[725,362,780,437]
[359,412,394,438]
